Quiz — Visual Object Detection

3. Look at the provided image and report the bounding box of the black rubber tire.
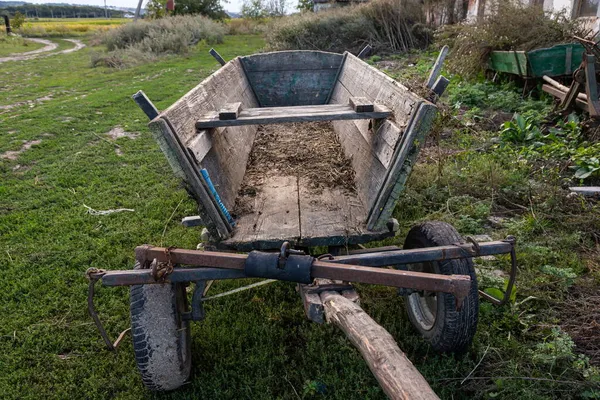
[130,262,191,391]
[403,221,479,353]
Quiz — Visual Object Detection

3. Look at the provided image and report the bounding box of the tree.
[297,0,313,12]
[12,11,25,29]
[264,0,286,16]
[171,0,227,19]
[146,0,166,18]
[241,0,265,19]
[241,0,287,18]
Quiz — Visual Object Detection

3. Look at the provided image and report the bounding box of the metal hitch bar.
[94,244,475,302]
[87,236,516,350]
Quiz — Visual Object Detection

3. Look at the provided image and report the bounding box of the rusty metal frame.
[87,238,517,349]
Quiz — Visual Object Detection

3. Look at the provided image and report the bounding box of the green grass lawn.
[0,35,45,57]
[1,35,599,400]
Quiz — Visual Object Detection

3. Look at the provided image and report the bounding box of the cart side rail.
[328,52,438,230]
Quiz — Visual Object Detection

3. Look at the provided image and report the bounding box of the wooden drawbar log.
[320,291,440,400]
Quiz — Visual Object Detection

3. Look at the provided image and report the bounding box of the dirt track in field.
[0,38,85,63]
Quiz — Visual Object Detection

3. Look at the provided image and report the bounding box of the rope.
[202,279,276,302]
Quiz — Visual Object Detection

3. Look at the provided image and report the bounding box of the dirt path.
[0,38,85,63]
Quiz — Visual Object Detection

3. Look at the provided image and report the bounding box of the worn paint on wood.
[148,118,230,239]
[196,104,391,129]
[149,50,437,247]
[330,52,437,229]
[489,43,585,77]
[241,51,344,106]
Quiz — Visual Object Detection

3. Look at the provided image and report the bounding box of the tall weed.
[437,1,588,77]
[266,0,431,54]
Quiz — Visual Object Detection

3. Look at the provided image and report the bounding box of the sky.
[23,0,245,13]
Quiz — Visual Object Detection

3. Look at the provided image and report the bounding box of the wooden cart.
[87,50,516,398]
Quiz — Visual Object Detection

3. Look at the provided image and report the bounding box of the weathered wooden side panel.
[329,52,437,230]
[155,58,259,213]
[241,51,343,107]
[367,103,438,231]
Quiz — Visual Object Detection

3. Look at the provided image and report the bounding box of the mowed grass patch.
[0,34,45,57]
[0,34,428,400]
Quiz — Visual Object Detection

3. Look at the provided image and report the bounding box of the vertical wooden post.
[431,76,450,97]
[209,48,226,66]
[357,44,373,59]
[3,15,11,34]
[425,45,449,89]
[132,90,159,121]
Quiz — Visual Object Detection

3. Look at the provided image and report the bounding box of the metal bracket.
[183,281,206,321]
[86,268,130,351]
[478,235,517,306]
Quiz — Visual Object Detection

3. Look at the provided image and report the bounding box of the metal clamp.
[151,246,176,282]
[245,242,313,284]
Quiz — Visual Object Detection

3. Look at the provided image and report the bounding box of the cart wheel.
[130,262,191,391]
[403,221,478,353]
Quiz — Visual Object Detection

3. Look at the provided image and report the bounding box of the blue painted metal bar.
[101,267,246,286]
[329,240,513,268]
[200,169,235,226]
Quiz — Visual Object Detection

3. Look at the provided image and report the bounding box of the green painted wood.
[240,51,344,106]
[489,43,585,77]
[528,43,584,77]
[488,51,528,76]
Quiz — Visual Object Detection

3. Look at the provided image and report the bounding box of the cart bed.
[146,51,438,250]
[222,122,389,250]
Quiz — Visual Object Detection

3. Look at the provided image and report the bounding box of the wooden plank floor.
[220,175,392,251]
[221,176,301,250]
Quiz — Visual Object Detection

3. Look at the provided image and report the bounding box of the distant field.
[18,18,128,37]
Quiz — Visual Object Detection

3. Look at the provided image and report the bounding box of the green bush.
[266,0,431,54]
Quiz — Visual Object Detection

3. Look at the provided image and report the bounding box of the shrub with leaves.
[12,11,26,29]
[498,113,600,181]
[95,15,226,68]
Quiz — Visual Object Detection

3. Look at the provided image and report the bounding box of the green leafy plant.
[500,114,542,144]
[573,156,600,179]
[547,113,582,142]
